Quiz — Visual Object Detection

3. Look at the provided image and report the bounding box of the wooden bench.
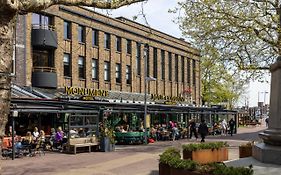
[66,137,99,154]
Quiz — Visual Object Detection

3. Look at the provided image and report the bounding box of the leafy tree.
[174,0,278,70]
[172,0,275,106]
[0,0,146,139]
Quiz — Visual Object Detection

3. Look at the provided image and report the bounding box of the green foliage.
[99,118,115,144]
[182,142,228,152]
[159,147,253,175]
[174,1,276,71]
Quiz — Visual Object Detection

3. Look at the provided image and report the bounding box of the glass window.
[64,21,71,40]
[153,47,157,78]
[116,36,121,52]
[126,39,132,54]
[78,25,85,43]
[116,63,121,83]
[126,65,131,84]
[181,56,185,82]
[92,59,98,80]
[136,43,141,75]
[104,33,110,49]
[161,50,165,80]
[32,13,52,29]
[104,61,110,81]
[64,53,71,77]
[187,59,191,84]
[193,59,196,85]
[168,52,172,81]
[175,54,178,82]
[78,56,85,79]
[92,29,98,46]
[33,50,54,67]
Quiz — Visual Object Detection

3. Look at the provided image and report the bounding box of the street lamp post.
[11,110,18,160]
[143,44,156,144]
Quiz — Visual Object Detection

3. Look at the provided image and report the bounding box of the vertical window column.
[126,39,132,54]
[168,52,172,81]
[64,53,71,77]
[78,25,85,43]
[126,65,131,84]
[104,33,110,49]
[92,58,98,80]
[92,29,99,46]
[175,54,178,82]
[78,56,85,79]
[116,36,121,52]
[181,56,185,83]
[136,43,141,75]
[64,21,71,40]
[153,47,158,78]
[116,63,121,83]
[104,61,110,81]
[161,50,165,80]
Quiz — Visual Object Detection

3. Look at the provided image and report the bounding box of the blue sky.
[96,0,271,107]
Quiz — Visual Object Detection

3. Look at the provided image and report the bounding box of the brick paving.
[0,123,268,175]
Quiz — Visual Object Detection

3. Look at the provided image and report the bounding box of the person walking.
[228,118,235,136]
[221,119,228,136]
[189,118,198,140]
[198,119,208,142]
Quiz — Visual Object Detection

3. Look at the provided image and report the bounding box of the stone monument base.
[253,143,281,164]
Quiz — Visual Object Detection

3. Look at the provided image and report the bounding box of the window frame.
[92,29,99,46]
[78,25,85,43]
[115,63,121,83]
[116,36,121,52]
[78,56,85,79]
[126,65,131,84]
[126,39,132,54]
[161,50,165,80]
[104,33,110,49]
[63,53,71,77]
[104,61,110,81]
[92,58,98,80]
[64,21,71,40]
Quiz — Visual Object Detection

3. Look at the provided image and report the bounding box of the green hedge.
[182,142,228,152]
[159,147,253,175]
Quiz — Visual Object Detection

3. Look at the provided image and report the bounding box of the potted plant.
[99,118,115,152]
[159,147,254,175]
[239,141,253,158]
[182,142,228,164]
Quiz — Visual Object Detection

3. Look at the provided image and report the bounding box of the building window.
[153,47,157,78]
[92,29,98,46]
[168,52,172,81]
[161,50,165,80]
[78,56,85,79]
[136,43,141,75]
[104,33,110,49]
[193,59,196,85]
[126,65,131,84]
[187,59,191,84]
[181,56,185,82]
[33,50,54,67]
[92,59,98,80]
[64,21,71,40]
[104,61,110,81]
[175,54,178,82]
[126,39,132,54]
[78,25,85,43]
[32,13,53,29]
[116,36,121,52]
[146,46,150,77]
[64,53,71,77]
[116,63,121,83]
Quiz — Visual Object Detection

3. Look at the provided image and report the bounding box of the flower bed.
[182,142,228,164]
[159,147,253,175]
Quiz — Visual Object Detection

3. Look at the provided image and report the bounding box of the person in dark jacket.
[198,120,209,142]
[228,118,235,136]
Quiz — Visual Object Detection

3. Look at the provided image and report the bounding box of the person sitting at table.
[33,127,39,140]
[36,130,46,150]
[55,126,64,149]
[22,131,34,156]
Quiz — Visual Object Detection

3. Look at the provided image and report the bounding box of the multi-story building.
[13,5,201,104]
[8,6,237,138]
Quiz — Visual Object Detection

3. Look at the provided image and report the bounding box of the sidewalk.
[1,124,278,175]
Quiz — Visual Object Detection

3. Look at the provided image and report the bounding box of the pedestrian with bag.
[198,119,208,142]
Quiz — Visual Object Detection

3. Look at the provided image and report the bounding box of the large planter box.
[159,163,171,175]
[239,146,252,158]
[183,148,228,164]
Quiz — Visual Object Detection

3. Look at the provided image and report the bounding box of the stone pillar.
[253,61,281,164]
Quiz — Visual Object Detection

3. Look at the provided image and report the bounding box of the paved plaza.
[1,123,280,175]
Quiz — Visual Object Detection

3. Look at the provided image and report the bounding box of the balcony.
[32,67,57,88]
[31,25,57,49]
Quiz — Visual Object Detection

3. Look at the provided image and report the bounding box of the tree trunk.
[0,12,17,151]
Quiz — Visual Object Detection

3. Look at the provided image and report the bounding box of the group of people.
[9,126,65,157]
[148,118,236,143]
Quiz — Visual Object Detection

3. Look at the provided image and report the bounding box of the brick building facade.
[12,5,201,105]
